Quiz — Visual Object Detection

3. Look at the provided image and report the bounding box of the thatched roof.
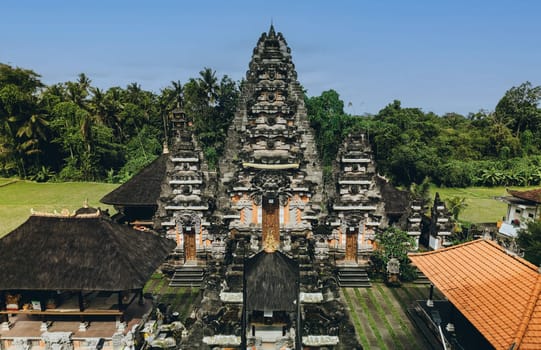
[245,250,299,312]
[377,176,410,214]
[0,213,175,291]
[101,154,167,207]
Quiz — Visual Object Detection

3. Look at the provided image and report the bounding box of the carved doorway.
[262,196,280,248]
[184,229,196,261]
[345,228,358,262]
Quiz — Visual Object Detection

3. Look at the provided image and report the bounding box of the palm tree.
[171,80,183,107]
[198,67,218,106]
[89,87,108,125]
[446,196,468,221]
[126,82,142,104]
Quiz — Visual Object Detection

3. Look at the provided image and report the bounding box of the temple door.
[345,228,358,262]
[184,228,196,261]
[262,196,280,247]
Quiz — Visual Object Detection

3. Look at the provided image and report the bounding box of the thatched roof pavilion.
[0,210,175,291]
[244,250,299,312]
[100,153,168,222]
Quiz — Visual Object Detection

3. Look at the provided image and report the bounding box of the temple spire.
[269,23,276,37]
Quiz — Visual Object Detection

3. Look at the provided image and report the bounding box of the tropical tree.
[518,220,541,266]
[370,227,416,281]
[495,81,541,138]
[0,64,48,177]
[445,196,468,221]
[198,67,219,106]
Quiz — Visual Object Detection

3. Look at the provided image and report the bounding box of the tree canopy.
[2,61,541,190]
[518,221,541,266]
[0,63,238,181]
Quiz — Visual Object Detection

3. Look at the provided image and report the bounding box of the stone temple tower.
[185,25,360,350]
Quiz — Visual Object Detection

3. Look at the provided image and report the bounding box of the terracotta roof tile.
[409,239,541,350]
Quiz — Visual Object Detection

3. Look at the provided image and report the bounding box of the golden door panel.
[262,197,280,244]
[345,231,358,261]
[184,232,196,261]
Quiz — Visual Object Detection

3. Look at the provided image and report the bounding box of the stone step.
[337,265,371,288]
[169,265,205,287]
[338,280,372,288]
[414,268,431,284]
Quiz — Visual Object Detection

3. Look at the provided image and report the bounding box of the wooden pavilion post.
[78,291,85,311]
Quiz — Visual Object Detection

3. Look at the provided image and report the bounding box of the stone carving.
[211,238,226,260]
[12,338,31,350]
[251,170,291,201]
[42,332,73,350]
[282,235,292,251]
[250,235,259,251]
[263,230,279,253]
[314,238,329,260]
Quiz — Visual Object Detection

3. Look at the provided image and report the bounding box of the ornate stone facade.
[332,133,386,261]
[154,107,219,267]
[175,26,360,350]
[426,193,454,249]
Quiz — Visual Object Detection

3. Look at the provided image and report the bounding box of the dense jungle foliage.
[0,63,238,182]
[305,85,541,188]
[1,62,541,188]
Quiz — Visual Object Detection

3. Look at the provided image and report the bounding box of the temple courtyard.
[144,275,442,350]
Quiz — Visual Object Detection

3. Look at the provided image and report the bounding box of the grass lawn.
[1,177,538,235]
[430,185,539,224]
[0,179,118,237]
[342,283,444,350]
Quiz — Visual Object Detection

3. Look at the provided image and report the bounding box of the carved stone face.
[250,171,292,203]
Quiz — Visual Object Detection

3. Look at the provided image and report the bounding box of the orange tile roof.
[409,239,541,350]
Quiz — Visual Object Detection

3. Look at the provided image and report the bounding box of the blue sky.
[1,0,540,116]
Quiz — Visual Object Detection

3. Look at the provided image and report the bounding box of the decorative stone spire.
[268,23,276,37]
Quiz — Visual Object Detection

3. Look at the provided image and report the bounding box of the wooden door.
[262,196,280,250]
[345,229,358,261]
[184,230,196,261]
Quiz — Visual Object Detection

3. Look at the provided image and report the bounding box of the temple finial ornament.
[269,23,276,37]
[263,229,279,253]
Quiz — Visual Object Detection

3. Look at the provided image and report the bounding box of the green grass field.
[0,178,538,237]
[0,179,118,237]
[430,186,539,223]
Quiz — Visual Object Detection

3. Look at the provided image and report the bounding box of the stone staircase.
[169,264,205,287]
[337,265,371,288]
[414,267,431,284]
